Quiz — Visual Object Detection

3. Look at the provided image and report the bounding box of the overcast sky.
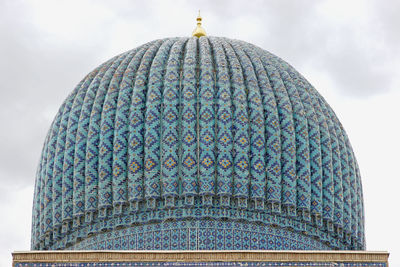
[1,0,399,265]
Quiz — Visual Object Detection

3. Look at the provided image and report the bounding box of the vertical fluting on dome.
[112,43,152,228]
[198,37,216,200]
[223,40,251,203]
[180,37,198,200]
[240,44,282,210]
[288,66,324,223]
[127,40,163,208]
[229,40,267,206]
[55,80,87,242]
[33,123,49,247]
[74,60,111,222]
[306,84,335,228]
[32,37,365,251]
[85,53,127,223]
[64,72,93,224]
[161,39,186,202]
[262,51,327,224]
[341,125,359,244]
[334,111,352,243]
[357,161,365,247]
[144,39,175,205]
[98,48,137,218]
[43,102,64,237]
[316,95,343,230]
[259,51,298,215]
[280,65,313,217]
[208,38,233,201]
[69,62,110,236]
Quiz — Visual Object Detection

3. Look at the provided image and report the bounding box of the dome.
[31,36,365,251]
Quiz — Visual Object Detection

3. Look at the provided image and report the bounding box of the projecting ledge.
[12,250,389,266]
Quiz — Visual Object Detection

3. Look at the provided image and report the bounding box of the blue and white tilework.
[31,37,365,251]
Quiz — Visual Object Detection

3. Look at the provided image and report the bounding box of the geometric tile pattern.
[31,37,365,251]
[69,219,332,251]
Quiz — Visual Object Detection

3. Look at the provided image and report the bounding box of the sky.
[1,0,399,265]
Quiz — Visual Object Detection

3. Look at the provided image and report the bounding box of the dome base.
[64,219,332,251]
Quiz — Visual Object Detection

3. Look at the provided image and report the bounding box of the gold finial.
[192,10,206,37]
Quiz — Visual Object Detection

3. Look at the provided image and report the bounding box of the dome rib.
[209,37,234,199]
[240,43,282,208]
[198,37,216,199]
[315,94,343,231]
[37,126,50,244]
[223,40,251,201]
[297,74,336,235]
[229,40,267,203]
[74,59,113,221]
[259,53,298,213]
[111,42,154,218]
[281,69,313,214]
[160,38,186,200]
[66,72,95,217]
[32,37,365,251]
[52,78,86,242]
[180,37,198,199]
[341,124,359,243]
[85,52,129,221]
[286,66,323,222]
[127,40,164,208]
[145,39,171,202]
[43,102,65,238]
[98,48,137,214]
[110,49,143,227]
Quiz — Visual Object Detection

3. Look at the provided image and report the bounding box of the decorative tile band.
[13,251,389,267]
[68,219,331,251]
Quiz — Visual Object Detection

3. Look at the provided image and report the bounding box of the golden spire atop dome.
[192,10,206,37]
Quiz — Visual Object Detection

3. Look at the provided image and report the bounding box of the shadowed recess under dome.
[31,36,365,251]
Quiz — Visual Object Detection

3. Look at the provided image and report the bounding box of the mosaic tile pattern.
[31,37,365,251]
[69,220,331,250]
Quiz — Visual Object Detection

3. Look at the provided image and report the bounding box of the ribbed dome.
[31,37,365,251]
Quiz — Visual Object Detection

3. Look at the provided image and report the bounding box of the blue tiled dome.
[31,37,365,251]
